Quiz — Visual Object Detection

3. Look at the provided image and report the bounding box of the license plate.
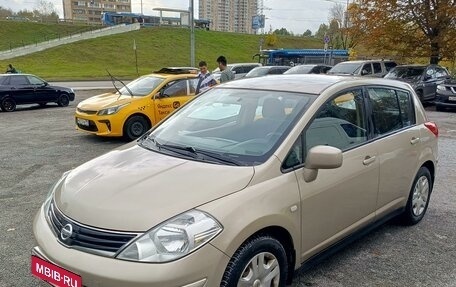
[449,96,456,101]
[76,118,89,126]
[31,255,82,287]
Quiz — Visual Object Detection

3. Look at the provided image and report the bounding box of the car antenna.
[106,69,134,98]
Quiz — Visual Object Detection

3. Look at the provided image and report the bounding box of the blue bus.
[254,49,349,66]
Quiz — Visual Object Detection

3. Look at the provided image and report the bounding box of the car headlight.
[116,210,223,263]
[97,103,129,115]
[436,85,446,91]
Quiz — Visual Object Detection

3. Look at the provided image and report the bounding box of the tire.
[399,167,432,225]
[123,115,150,141]
[1,97,17,112]
[221,235,288,287]
[57,94,70,107]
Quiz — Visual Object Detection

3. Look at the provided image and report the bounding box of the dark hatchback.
[435,79,456,111]
[384,64,450,103]
[0,74,75,112]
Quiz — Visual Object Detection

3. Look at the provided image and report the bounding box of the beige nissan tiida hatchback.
[32,75,438,287]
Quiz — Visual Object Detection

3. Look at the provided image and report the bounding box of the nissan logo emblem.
[60,223,73,241]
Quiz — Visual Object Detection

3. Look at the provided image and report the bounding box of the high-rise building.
[199,0,258,34]
[62,0,132,24]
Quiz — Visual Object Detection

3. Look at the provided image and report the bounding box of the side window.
[397,90,416,127]
[283,89,367,169]
[373,62,382,74]
[163,80,187,97]
[27,76,45,85]
[306,89,367,152]
[10,75,28,85]
[385,61,397,72]
[189,78,198,94]
[232,67,243,74]
[362,63,372,75]
[368,87,402,135]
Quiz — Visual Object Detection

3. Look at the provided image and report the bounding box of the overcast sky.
[0,0,346,35]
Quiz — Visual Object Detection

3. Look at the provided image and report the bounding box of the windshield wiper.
[139,136,241,166]
[106,69,135,98]
[191,149,242,166]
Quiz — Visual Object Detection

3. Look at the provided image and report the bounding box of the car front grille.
[77,108,97,115]
[47,200,139,257]
[75,119,98,132]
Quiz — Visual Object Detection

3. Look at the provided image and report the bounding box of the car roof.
[218,74,413,95]
[337,60,395,64]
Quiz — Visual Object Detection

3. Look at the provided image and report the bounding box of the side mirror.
[303,145,343,182]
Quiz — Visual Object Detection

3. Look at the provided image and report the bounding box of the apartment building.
[199,0,258,34]
[62,0,131,23]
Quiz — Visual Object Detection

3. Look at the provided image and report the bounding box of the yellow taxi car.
[75,68,199,140]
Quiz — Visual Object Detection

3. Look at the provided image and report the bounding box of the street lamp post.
[190,0,195,67]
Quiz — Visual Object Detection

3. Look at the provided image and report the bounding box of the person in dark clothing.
[216,55,235,83]
[6,64,18,74]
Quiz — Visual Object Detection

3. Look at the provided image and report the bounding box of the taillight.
[424,122,438,137]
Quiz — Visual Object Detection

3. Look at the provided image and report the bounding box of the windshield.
[118,76,164,96]
[140,88,314,166]
[384,67,425,80]
[328,63,362,75]
[284,65,313,74]
[245,67,269,77]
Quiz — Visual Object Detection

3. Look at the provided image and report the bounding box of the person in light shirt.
[195,61,217,94]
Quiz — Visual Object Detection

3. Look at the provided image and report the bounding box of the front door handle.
[410,137,420,145]
[363,155,376,166]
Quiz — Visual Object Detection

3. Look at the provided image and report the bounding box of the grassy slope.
[0,24,322,80]
[0,20,100,51]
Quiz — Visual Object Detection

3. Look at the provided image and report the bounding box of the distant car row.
[1,62,454,142]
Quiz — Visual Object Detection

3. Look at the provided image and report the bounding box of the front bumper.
[435,89,456,109]
[32,205,230,287]
[74,112,122,137]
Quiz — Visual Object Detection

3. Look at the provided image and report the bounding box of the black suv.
[384,64,451,102]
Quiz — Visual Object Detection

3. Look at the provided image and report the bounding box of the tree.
[273,28,291,36]
[327,2,363,50]
[0,6,13,18]
[350,0,456,64]
[34,0,59,22]
[315,23,329,40]
[303,29,312,37]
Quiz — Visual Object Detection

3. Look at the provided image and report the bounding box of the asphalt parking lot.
[0,90,455,287]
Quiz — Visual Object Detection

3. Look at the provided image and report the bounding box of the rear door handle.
[410,137,420,145]
[363,155,376,166]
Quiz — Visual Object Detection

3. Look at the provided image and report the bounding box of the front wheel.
[221,235,288,287]
[398,167,432,225]
[1,97,17,112]
[123,115,150,141]
[57,94,70,107]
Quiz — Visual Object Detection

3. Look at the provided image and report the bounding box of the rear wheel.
[1,97,16,112]
[123,115,150,141]
[221,235,288,287]
[57,94,70,107]
[399,167,432,225]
